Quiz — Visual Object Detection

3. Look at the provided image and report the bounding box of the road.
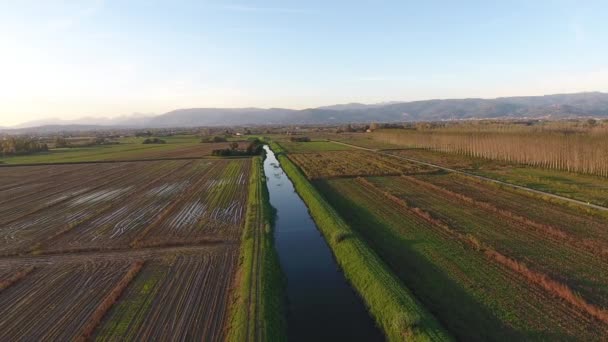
[329,140,608,212]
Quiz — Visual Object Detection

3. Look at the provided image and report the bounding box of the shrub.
[142,138,166,144]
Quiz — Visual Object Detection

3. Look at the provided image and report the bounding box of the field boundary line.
[0,155,252,168]
[0,266,36,292]
[329,140,608,212]
[77,260,145,341]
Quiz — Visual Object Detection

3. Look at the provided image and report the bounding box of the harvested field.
[0,161,177,255]
[0,245,238,341]
[288,150,436,179]
[0,147,256,341]
[137,159,251,246]
[0,259,133,340]
[0,159,251,255]
[316,177,608,340]
[95,248,237,341]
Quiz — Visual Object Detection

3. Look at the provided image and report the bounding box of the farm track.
[329,140,608,212]
[319,177,608,339]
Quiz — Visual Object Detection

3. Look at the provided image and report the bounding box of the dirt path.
[329,140,608,212]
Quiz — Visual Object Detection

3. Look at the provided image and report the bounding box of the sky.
[1,0,607,126]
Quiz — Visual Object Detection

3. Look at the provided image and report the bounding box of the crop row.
[287,150,435,179]
[317,177,608,339]
[366,175,608,309]
[413,172,608,249]
[359,177,608,323]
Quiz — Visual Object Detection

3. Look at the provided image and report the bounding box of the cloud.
[220,4,308,13]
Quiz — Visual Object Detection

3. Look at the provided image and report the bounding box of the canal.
[263,145,384,341]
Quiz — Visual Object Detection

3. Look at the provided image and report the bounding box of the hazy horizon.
[2,0,607,126]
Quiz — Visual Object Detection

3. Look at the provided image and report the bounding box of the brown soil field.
[0,159,251,255]
[0,245,237,341]
[288,150,436,179]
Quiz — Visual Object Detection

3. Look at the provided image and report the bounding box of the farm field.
[330,134,404,149]
[0,153,262,340]
[278,140,354,153]
[316,176,608,340]
[0,245,237,341]
[385,148,608,207]
[0,159,250,255]
[287,149,436,179]
[305,132,403,150]
[0,135,250,165]
[270,134,608,340]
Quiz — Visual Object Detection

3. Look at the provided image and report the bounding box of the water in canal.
[263,146,384,341]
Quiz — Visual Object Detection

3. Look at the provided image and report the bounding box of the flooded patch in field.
[168,201,207,229]
[263,146,383,342]
[46,188,90,206]
[204,179,229,189]
[70,187,131,206]
[146,182,189,197]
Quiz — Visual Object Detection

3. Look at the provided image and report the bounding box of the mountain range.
[3,92,608,132]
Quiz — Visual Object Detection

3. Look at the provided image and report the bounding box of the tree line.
[1,137,49,156]
[374,126,608,177]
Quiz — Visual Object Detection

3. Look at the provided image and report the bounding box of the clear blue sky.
[1,0,607,125]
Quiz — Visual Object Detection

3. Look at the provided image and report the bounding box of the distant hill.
[5,92,608,132]
[145,92,608,127]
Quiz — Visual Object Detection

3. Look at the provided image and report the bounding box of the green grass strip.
[270,141,452,342]
[226,156,286,342]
